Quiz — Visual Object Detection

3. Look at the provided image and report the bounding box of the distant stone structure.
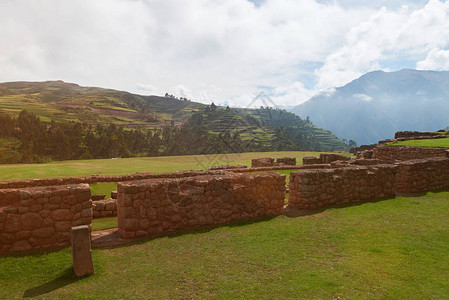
[302,153,350,165]
[276,157,296,166]
[394,131,442,139]
[209,165,247,170]
[251,157,296,168]
[251,157,274,168]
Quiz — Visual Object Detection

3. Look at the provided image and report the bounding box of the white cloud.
[353,93,373,102]
[316,0,449,90]
[417,48,449,70]
[0,0,448,107]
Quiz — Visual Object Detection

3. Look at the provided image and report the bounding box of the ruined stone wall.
[0,184,91,255]
[0,171,228,190]
[0,166,301,190]
[276,157,296,165]
[117,172,286,239]
[373,145,449,163]
[394,131,441,139]
[92,198,117,218]
[302,153,350,165]
[251,157,274,168]
[209,165,247,170]
[396,157,449,195]
[288,165,397,210]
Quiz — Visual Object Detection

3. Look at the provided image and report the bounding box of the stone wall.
[394,131,441,139]
[251,157,274,168]
[396,157,449,195]
[0,166,301,190]
[209,165,247,170]
[276,157,296,165]
[0,184,91,255]
[92,198,117,218]
[373,145,449,163]
[0,170,228,190]
[303,153,350,165]
[117,172,286,239]
[288,165,397,210]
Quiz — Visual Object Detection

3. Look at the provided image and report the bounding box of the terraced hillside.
[0,81,204,126]
[0,81,348,163]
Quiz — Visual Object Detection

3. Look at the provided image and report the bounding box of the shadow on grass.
[94,216,277,251]
[283,196,399,218]
[23,267,84,298]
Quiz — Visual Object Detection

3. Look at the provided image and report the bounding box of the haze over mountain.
[291,69,449,145]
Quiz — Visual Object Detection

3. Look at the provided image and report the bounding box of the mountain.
[291,69,449,145]
[0,81,348,163]
[0,80,204,126]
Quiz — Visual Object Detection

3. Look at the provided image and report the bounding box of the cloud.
[0,0,448,108]
[417,48,449,70]
[315,0,449,90]
[353,93,373,102]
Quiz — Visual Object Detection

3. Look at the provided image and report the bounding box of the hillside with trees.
[0,81,349,163]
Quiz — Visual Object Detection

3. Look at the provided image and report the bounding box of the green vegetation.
[91,217,118,231]
[90,182,117,199]
[388,137,449,148]
[1,190,449,298]
[0,151,321,181]
[0,81,350,164]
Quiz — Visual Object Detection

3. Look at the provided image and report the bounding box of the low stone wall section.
[288,165,397,210]
[0,184,91,255]
[0,166,301,190]
[0,170,227,190]
[303,153,350,165]
[276,157,296,165]
[92,198,117,218]
[117,172,286,239]
[394,131,442,139]
[209,165,247,170]
[373,145,449,163]
[396,157,449,195]
[251,157,274,168]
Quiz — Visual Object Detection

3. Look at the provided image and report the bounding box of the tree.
[348,139,357,148]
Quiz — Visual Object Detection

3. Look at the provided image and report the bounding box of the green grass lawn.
[388,137,449,147]
[90,182,117,199]
[0,151,325,181]
[91,217,118,231]
[1,190,449,298]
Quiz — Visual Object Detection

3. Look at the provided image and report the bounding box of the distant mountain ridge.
[291,69,449,145]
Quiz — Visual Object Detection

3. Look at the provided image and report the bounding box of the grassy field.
[90,182,117,199]
[91,217,118,231]
[1,190,449,298]
[0,151,335,181]
[387,137,449,147]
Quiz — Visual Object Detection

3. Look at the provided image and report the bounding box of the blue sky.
[1,0,448,107]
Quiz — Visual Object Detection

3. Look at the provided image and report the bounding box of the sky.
[1,0,449,108]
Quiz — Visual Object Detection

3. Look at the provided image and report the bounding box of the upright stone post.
[71,225,94,277]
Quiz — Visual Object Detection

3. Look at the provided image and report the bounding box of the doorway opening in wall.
[90,182,118,231]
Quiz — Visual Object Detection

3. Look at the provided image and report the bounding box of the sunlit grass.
[91,217,118,231]
[387,137,449,147]
[1,190,449,298]
[0,151,323,181]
